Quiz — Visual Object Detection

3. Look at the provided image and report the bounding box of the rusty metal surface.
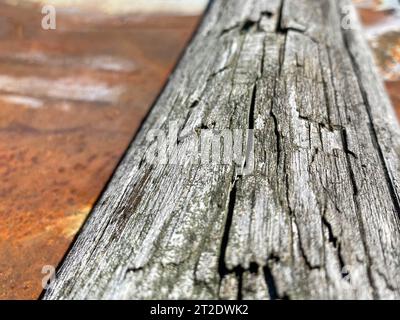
[354,0,400,117]
[0,1,199,299]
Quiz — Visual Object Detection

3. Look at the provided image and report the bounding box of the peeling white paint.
[0,75,123,103]
[7,0,208,15]
[9,52,137,73]
[0,94,44,108]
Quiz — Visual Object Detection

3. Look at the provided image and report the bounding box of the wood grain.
[43,0,400,299]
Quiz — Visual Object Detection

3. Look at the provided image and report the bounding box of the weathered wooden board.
[43,0,400,299]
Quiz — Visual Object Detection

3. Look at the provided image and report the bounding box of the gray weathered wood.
[43,0,400,299]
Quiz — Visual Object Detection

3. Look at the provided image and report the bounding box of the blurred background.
[0,0,398,299]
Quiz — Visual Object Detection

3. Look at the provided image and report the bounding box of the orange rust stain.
[385,80,400,118]
[356,2,400,117]
[0,1,199,299]
[357,7,391,26]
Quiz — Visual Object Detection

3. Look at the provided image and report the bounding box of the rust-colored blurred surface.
[0,1,199,299]
[354,0,400,118]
